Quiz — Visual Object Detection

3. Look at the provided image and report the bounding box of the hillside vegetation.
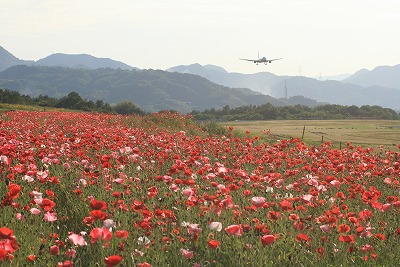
[0,65,327,113]
[0,89,143,115]
[192,103,400,120]
[0,65,279,113]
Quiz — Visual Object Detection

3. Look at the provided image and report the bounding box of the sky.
[1,0,400,77]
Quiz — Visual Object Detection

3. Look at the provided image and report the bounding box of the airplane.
[240,52,282,65]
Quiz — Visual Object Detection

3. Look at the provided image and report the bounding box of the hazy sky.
[1,0,399,77]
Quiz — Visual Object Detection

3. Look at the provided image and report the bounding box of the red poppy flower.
[6,184,21,199]
[339,234,355,243]
[208,239,220,249]
[57,260,74,266]
[49,245,60,255]
[295,233,311,243]
[0,227,14,240]
[90,227,112,244]
[0,248,8,261]
[39,198,56,212]
[147,186,158,197]
[338,224,351,233]
[225,224,243,236]
[260,234,276,246]
[280,199,293,211]
[90,210,107,220]
[115,230,129,239]
[374,233,386,240]
[90,199,108,210]
[104,255,122,267]
[27,254,37,262]
[268,211,281,220]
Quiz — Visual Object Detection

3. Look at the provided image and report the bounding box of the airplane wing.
[268,58,283,61]
[239,58,257,61]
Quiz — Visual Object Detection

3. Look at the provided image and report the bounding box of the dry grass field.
[0,103,57,112]
[221,120,400,150]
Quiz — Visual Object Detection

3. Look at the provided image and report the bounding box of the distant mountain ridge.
[342,64,400,89]
[168,63,400,110]
[0,46,34,72]
[270,76,400,110]
[167,64,285,95]
[0,46,134,71]
[36,53,135,70]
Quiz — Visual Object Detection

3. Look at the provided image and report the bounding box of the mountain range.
[0,46,133,72]
[167,63,400,110]
[1,45,400,112]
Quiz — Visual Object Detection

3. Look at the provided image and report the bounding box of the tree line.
[191,103,400,120]
[3,87,399,120]
[0,88,144,115]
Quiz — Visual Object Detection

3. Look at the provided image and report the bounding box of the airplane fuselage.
[254,57,272,64]
[240,55,282,65]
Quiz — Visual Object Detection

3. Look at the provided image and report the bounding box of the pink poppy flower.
[319,225,331,233]
[0,155,9,165]
[187,224,202,235]
[30,208,41,215]
[251,197,266,208]
[301,194,314,204]
[330,180,341,188]
[208,222,222,232]
[182,187,194,196]
[180,248,194,259]
[44,211,57,222]
[169,183,179,192]
[65,248,77,258]
[68,233,86,246]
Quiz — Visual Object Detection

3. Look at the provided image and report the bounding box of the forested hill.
[0,65,320,113]
[192,103,400,121]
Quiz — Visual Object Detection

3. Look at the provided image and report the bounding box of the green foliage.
[112,100,144,115]
[200,121,228,136]
[0,88,114,113]
[193,103,400,121]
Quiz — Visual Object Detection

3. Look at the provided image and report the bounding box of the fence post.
[321,135,324,143]
[302,126,305,139]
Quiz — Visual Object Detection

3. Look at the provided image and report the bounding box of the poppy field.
[1,110,399,266]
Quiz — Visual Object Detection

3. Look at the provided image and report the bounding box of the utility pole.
[285,79,288,99]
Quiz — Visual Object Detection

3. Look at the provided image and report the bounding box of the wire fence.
[301,125,345,149]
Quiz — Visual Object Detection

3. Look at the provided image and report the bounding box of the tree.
[56,92,83,109]
[113,100,144,115]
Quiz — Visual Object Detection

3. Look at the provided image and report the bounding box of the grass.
[220,120,400,150]
[0,103,82,113]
